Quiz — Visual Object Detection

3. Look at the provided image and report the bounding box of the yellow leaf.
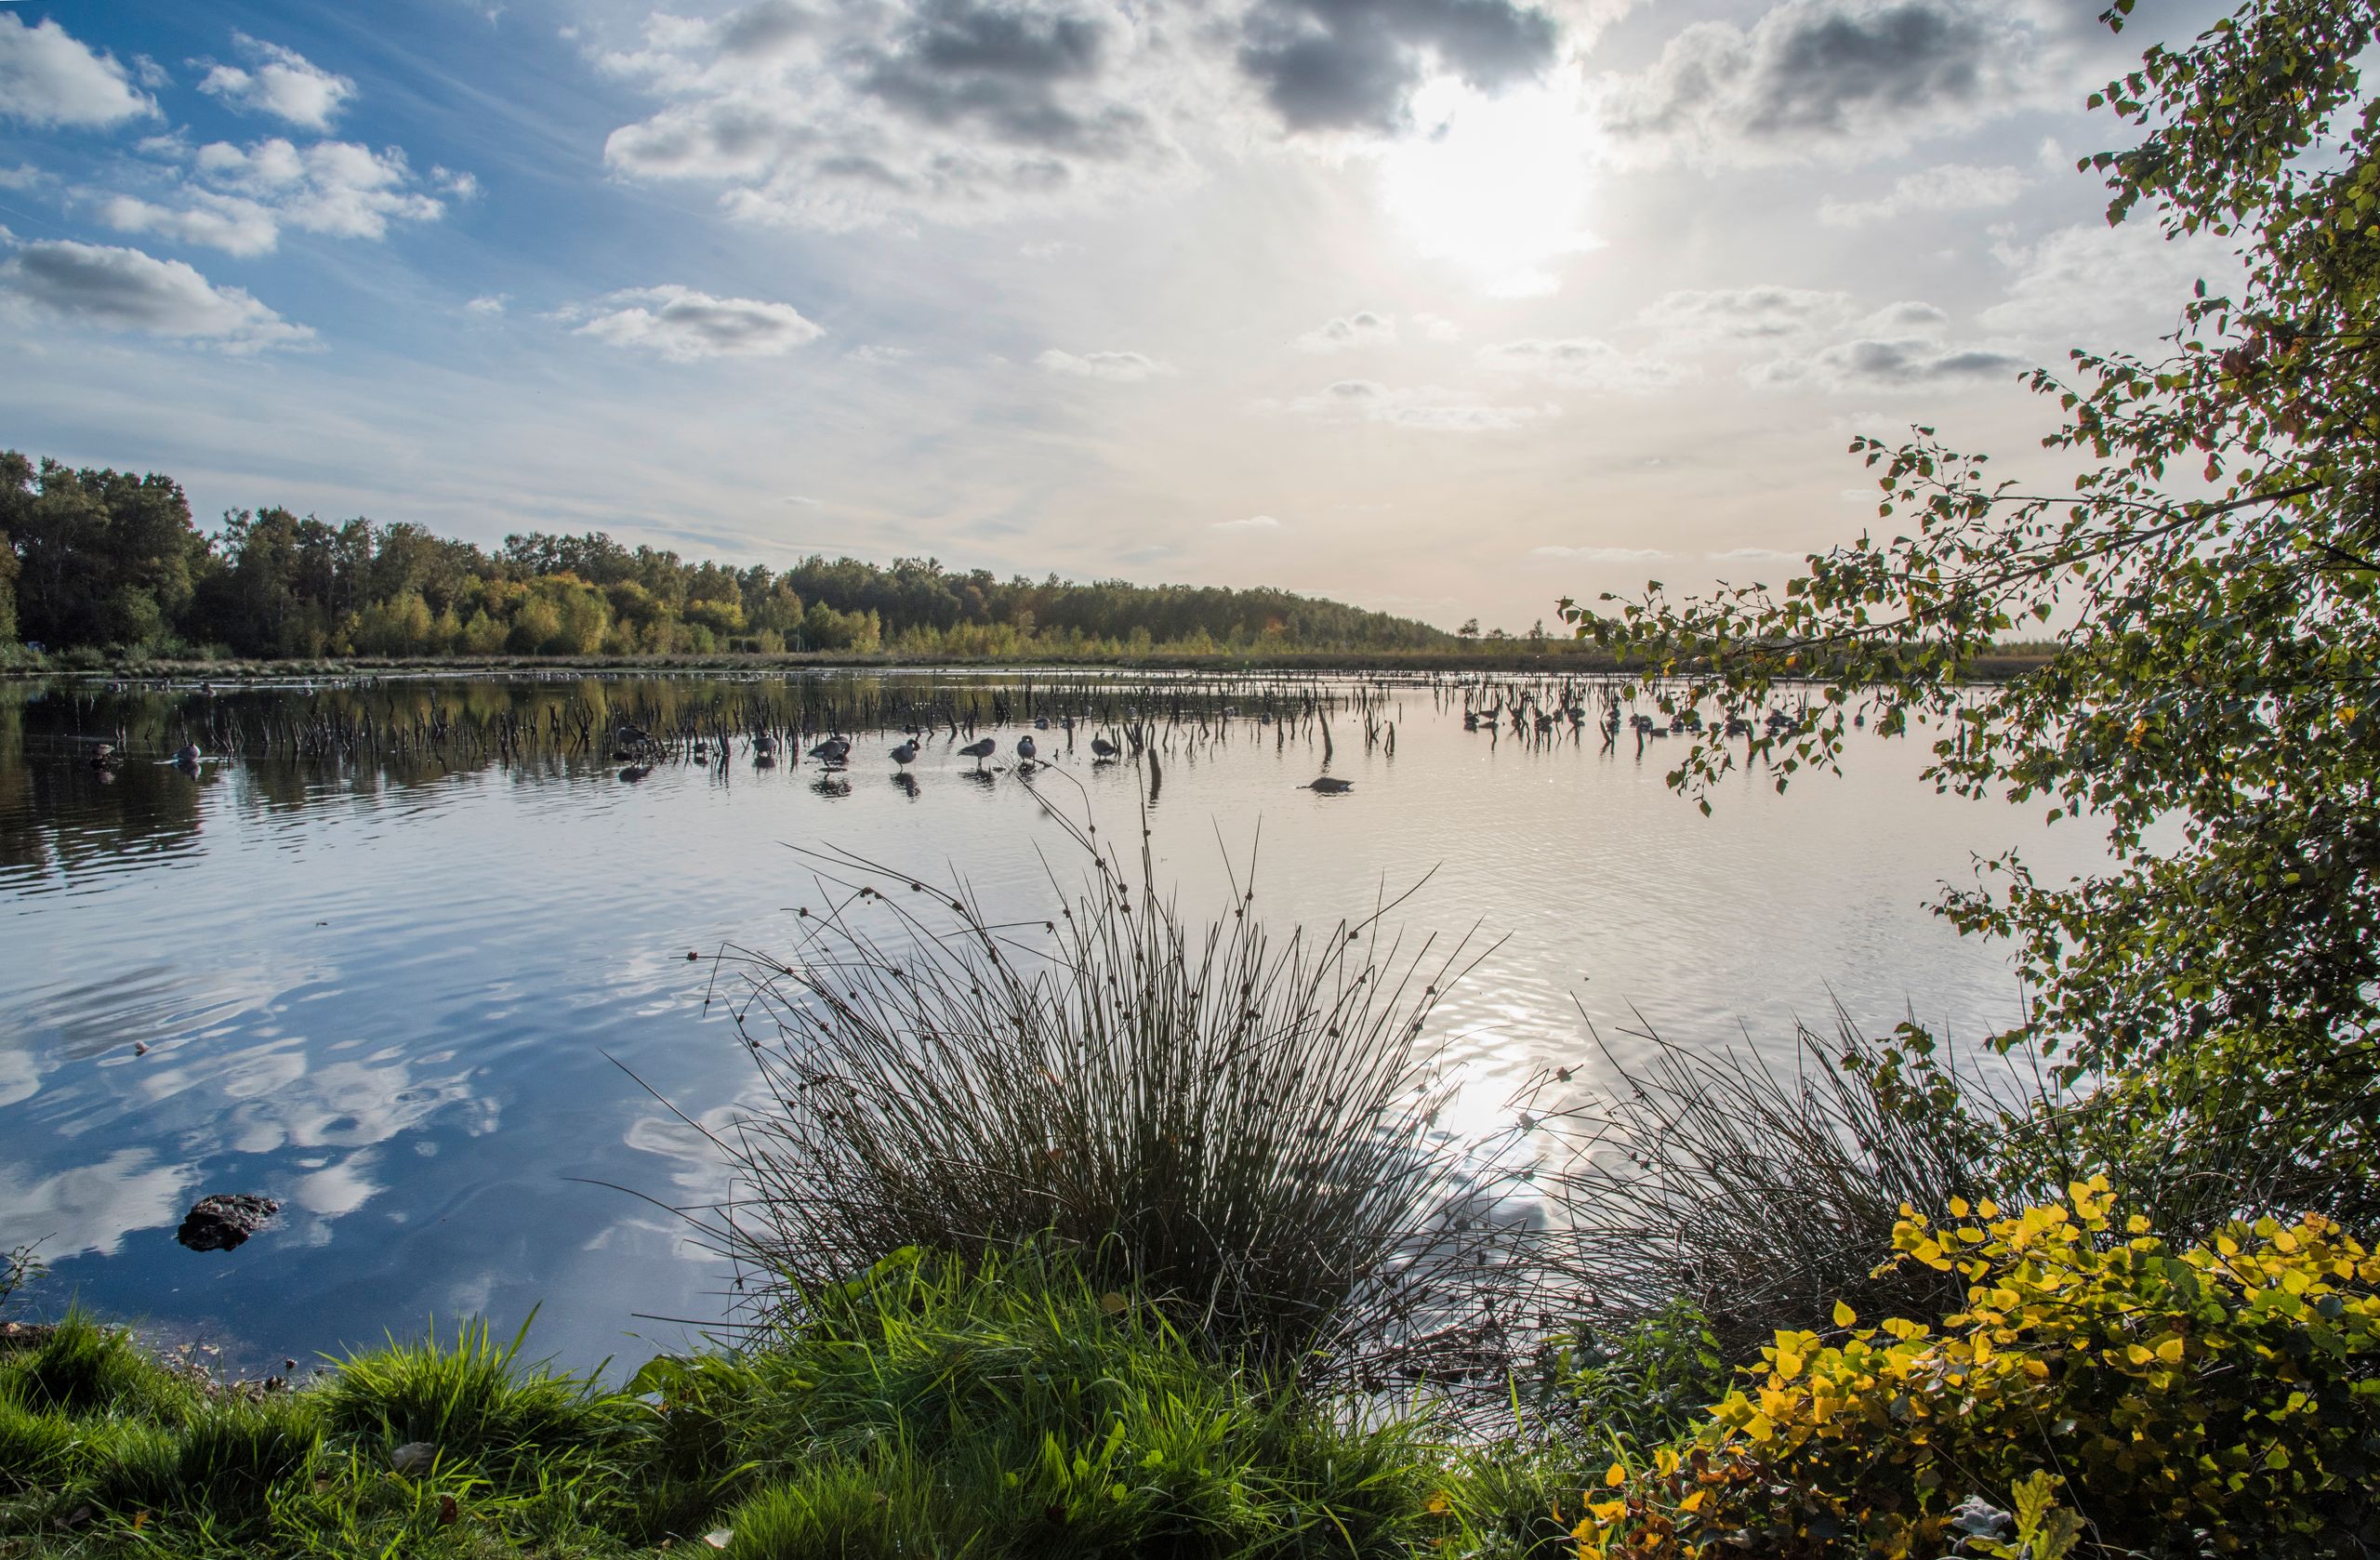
[1680,1489,1709,1514]
[2155,1337,2186,1363]
[1832,1300,1858,1328]
[1100,1291,1128,1315]
[1606,1462,1627,1487]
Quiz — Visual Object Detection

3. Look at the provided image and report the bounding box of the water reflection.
[0,672,2106,1372]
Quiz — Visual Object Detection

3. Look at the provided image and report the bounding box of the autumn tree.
[1564,0,2380,1219]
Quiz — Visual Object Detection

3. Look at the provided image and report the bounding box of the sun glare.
[1376,75,1602,297]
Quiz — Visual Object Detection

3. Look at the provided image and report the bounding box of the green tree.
[1562,0,2380,1218]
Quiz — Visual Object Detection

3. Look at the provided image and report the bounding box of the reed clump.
[697,822,1527,1383]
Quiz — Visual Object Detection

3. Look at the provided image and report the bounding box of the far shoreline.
[3,644,2060,682]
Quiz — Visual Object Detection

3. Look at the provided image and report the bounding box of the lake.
[0,670,2102,1375]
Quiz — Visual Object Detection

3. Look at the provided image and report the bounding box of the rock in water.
[177,1194,280,1251]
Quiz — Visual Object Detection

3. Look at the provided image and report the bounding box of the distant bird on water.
[959,736,997,770]
[1091,736,1118,760]
[1016,734,1038,763]
[1302,776,1354,794]
[809,736,851,765]
[891,739,919,768]
[173,743,202,767]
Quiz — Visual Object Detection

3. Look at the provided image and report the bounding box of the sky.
[0,0,2230,632]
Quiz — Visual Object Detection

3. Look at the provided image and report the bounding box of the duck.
[1302,776,1354,794]
[173,743,203,767]
[618,763,653,783]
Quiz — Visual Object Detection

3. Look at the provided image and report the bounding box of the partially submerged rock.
[176,1195,280,1252]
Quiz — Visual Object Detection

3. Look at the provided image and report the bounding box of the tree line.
[0,451,1450,661]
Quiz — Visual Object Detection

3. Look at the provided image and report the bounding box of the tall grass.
[1514,1011,2025,1361]
[694,810,1527,1382]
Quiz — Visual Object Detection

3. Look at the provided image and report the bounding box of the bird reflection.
[811,774,852,799]
[892,773,919,800]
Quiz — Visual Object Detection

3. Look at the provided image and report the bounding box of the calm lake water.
[0,671,2101,1375]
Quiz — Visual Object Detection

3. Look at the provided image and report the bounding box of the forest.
[0,450,1453,662]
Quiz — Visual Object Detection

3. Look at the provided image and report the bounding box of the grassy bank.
[0,1249,1605,1560]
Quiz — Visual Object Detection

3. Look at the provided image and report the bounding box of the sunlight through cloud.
[1375,74,1600,297]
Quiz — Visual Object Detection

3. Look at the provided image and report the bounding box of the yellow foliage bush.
[1575,1179,2380,1558]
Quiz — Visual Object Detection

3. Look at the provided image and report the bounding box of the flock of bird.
[605,715,1354,794]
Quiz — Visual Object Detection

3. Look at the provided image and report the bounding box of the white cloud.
[94,191,281,258]
[1213,514,1282,531]
[599,0,1189,231]
[1979,220,2227,352]
[0,13,158,128]
[1818,162,2025,226]
[1858,298,1949,334]
[197,33,356,130]
[1531,544,1669,562]
[0,164,51,192]
[849,343,913,364]
[1640,285,1852,342]
[1598,0,2082,166]
[194,138,446,241]
[99,137,456,255]
[1255,378,1557,432]
[1478,337,1687,392]
[1293,311,1397,353]
[0,237,314,351]
[573,284,826,361]
[465,293,508,316]
[1020,239,1083,259]
[1750,335,2024,391]
[783,494,823,507]
[1412,312,1462,342]
[1037,348,1175,382]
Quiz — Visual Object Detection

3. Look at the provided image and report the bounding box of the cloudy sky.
[0,0,2226,630]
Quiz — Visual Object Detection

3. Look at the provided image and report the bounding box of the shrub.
[1531,1298,1726,1456]
[707,831,1519,1378]
[1579,1182,2380,1558]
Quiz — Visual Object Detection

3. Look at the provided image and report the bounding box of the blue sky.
[0,0,2227,630]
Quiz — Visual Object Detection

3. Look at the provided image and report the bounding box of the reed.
[1513,1011,2023,1361]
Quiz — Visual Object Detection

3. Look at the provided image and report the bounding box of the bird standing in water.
[959,736,997,770]
[1016,734,1038,763]
[891,739,919,768]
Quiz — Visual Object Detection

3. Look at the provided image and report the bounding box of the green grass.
[0,1249,1599,1560]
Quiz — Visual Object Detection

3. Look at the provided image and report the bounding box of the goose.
[891,739,919,768]
[1302,776,1354,794]
[618,763,653,783]
[753,734,778,758]
[809,735,851,764]
[173,743,202,766]
[1090,736,1118,760]
[1016,734,1038,763]
[959,736,997,770]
